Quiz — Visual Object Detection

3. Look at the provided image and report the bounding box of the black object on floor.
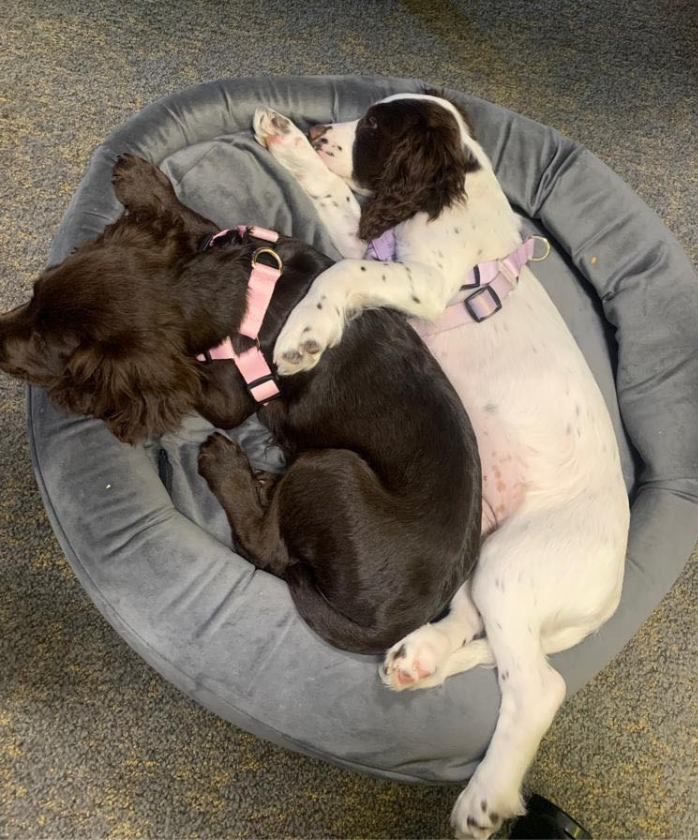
[509,794,592,839]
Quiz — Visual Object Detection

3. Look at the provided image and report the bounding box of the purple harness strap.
[364,228,397,262]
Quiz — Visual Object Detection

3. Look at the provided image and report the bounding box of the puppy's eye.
[367,115,378,129]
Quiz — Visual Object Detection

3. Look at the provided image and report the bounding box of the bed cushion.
[28,74,698,784]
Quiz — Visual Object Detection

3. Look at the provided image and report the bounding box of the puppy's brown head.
[0,241,202,444]
[353,91,480,241]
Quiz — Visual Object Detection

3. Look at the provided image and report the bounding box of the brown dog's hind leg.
[112,154,179,212]
[112,153,216,238]
[253,470,281,507]
[198,433,290,575]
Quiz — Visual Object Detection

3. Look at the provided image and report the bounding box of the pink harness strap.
[197,226,282,405]
[237,260,282,340]
[408,237,548,340]
[364,232,548,338]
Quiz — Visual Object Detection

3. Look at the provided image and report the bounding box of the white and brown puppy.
[253,94,629,840]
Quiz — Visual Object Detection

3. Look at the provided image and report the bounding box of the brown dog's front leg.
[198,433,290,575]
[196,362,256,430]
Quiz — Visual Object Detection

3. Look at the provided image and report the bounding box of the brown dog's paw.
[112,153,174,210]
[253,469,279,506]
[198,433,249,490]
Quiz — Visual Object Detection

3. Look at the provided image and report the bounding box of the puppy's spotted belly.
[428,342,525,536]
[476,418,526,535]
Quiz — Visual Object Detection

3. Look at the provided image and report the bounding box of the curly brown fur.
[0,158,216,443]
[0,154,482,654]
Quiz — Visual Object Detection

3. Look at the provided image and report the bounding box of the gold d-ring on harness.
[529,235,551,262]
[251,247,283,271]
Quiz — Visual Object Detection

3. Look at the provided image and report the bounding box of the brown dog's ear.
[53,335,202,444]
[358,115,478,242]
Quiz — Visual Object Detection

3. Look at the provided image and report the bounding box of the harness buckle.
[251,247,283,272]
[246,372,278,393]
[464,285,503,323]
[529,235,551,262]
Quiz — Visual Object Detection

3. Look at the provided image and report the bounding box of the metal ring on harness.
[529,235,551,262]
[251,247,283,272]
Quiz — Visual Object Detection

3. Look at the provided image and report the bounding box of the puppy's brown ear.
[358,115,478,242]
[421,88,477,140]
[54,335,202,444]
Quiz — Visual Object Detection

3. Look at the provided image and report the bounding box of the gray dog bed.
[29,75,698,784]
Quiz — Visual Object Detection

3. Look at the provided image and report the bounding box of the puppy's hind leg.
[381,581,485,690]
[449,516,574,839]
[198,433,290,575]
[449,623,565,839]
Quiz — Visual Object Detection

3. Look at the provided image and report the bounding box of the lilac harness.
[365,230,550,339]
[364,229,398,262]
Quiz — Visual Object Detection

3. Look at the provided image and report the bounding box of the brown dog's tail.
[285,564,396,655]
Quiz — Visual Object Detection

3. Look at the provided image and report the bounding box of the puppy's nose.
[308,124,329,143]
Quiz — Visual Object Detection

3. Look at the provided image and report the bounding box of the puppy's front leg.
[273,259,452,374]
[253,107,365,259]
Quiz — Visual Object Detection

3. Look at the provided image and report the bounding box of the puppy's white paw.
[380,625,452,691]
[253,107,328,184]
[450,776,524,840]
[273,294,344,375]
[253,106,300,147]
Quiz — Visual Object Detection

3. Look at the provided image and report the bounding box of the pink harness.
[197,225,550,405]
[366,231,550,339]
[197,225,282,404]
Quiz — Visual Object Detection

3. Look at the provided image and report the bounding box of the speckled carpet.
[1,1,697,838]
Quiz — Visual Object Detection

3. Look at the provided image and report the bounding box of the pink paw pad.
[396,660,434,686]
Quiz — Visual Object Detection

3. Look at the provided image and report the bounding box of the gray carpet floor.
[1,0,697,837]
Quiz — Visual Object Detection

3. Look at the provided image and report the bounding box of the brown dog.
[0,154,481,654]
